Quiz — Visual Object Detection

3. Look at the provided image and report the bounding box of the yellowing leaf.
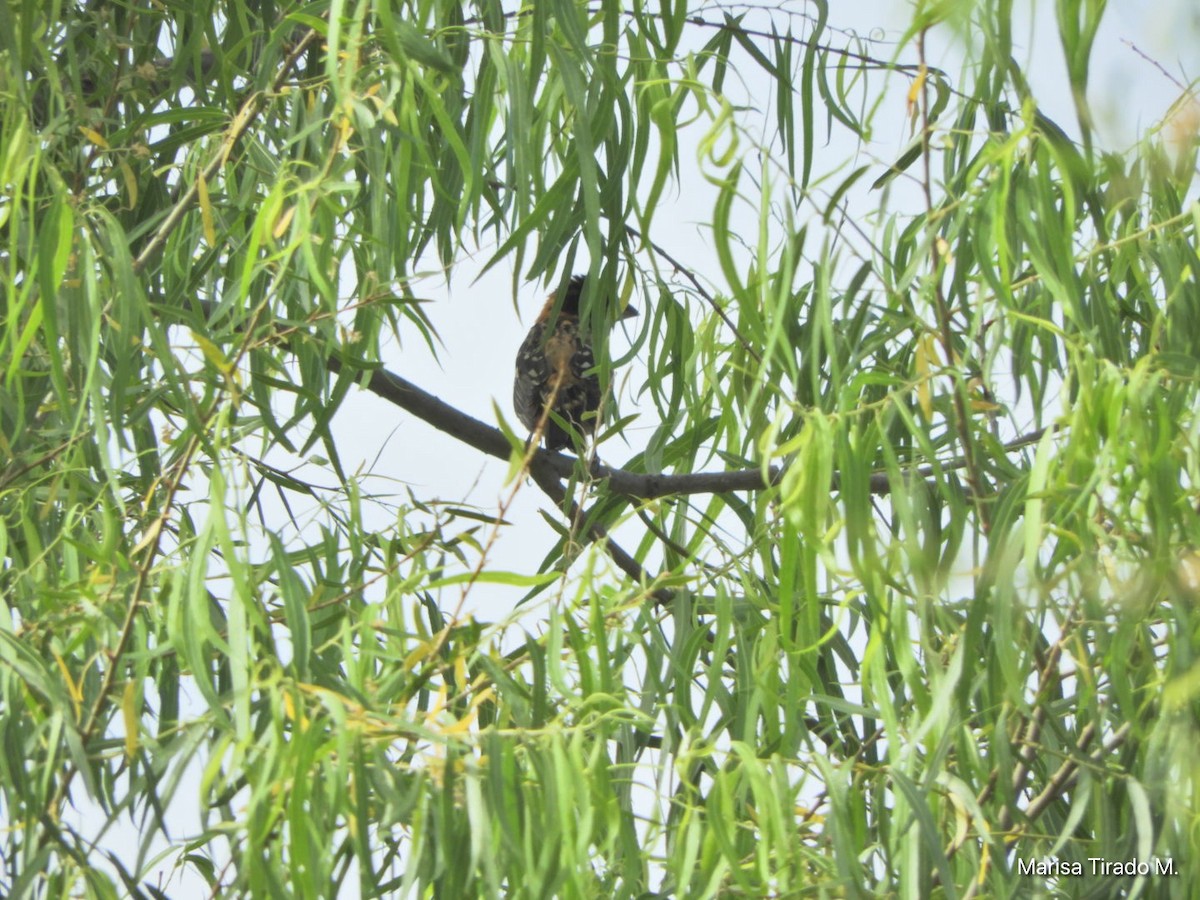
[79,127,109,149]
[130,516,164,556]
[118,160,138,208]
[906,64,927,115]
[191,329,233,375]
[424,686,447,724]
[945,788,969,853]
[404,639,436,671]
[915,336,932,421]
[969,397,1001,412]
[122,681,139,759]
[53,652,82,715]
[196,173,216,247]
[273,204,297,239]
[441,709,476,736]
[469,685,496,711]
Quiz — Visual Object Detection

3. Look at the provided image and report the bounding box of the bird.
[513,275,637,451]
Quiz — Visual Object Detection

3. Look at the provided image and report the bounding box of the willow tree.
[2,0,1197,896]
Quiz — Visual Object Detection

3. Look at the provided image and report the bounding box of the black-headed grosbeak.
[513,275,637,450]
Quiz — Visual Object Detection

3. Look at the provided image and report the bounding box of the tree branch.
[349,356,1048,499]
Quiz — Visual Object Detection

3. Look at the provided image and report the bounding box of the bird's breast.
[544,322,584,383]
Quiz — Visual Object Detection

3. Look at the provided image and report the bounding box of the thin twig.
[131,27,320,275]
[624,223,763,365]
[916,28,991,531]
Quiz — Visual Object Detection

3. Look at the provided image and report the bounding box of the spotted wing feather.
[513,318,601,450]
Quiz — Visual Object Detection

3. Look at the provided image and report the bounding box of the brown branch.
[526,459,671,602]
[350,356,1047,500]
[936,625,1128,885]
[330,358,667,593]
[345,356,1059,614]
[1021,722,1130,824]
[352,360,875,497]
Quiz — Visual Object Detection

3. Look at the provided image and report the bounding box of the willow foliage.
[1,0,1198,897]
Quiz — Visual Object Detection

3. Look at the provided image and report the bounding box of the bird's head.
[541,274,638,323]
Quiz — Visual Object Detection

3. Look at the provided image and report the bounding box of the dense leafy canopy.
[1,0,1198,896]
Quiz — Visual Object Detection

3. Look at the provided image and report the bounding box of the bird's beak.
[621,304,638,320]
